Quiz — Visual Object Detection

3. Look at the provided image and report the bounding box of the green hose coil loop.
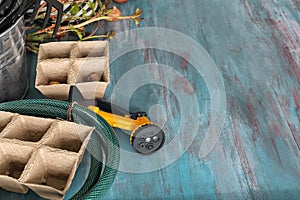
[0,99,120,200]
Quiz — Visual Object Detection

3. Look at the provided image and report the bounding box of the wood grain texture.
[21,0,299,199]
[103,0,300,199]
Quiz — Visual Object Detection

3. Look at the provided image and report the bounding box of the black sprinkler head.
[131,124,165,155]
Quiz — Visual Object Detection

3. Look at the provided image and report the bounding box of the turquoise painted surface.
[103,0,300,199]
[21,0,300,199]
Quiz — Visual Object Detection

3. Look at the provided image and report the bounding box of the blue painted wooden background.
[25,0,300,199]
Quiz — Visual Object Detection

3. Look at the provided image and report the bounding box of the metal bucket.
[0,17,28,103]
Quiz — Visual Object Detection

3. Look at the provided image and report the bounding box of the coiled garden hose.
[0,99,120,200]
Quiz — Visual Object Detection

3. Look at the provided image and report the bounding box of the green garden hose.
[0,99,120,200]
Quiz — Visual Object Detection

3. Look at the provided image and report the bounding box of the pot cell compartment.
[0,115,54,142]
[20,147,78,191]
[0,142,34,194]
[0,111,14,132]
[41,121,93,153]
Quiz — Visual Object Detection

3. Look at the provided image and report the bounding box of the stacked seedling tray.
[35,41,110,100]
[0,111,93,200]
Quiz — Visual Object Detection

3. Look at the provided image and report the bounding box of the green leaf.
[101,4,106,11]
[104,8,113,15]
[88,2,96,10]
[88,1,96,15]
[75,30,83,40]
[82,9,86,18]
[70,4,80,15]
[70,25,83,40]
[97,0,103,8]
[26,33,51,42]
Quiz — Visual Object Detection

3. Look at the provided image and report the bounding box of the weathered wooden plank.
[19,0,300,199]
[103,0,300,199]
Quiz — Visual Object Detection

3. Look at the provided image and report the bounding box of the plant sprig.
[26,0,143,53]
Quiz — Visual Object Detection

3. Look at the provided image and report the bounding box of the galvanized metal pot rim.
[0,17,23,38]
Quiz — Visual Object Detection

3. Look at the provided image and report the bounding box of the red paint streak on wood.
[156,68,170,112]
[271,123,282,137]
[228,96,262,191]
[265,91,286,137]
[287,122,300,151]
[264,18,277,26]
[264,18,300,84]
[245,0,300,84]
[293,87,299,110]
[181,58,188,71]
[211,143,232,199]
[143,48,172,115]
[233,74,244,89]
[144,48,151,63]
[232,119,258,190]
[144,48,158,75]
[246,92,260,137]
[288,88,300,149]
[281,45,300,81]
[271,90,300,152]
[270,138,282,164]
[166,93,180,118]
[173,75,195,95]
[174,96,180,112]
[169,94,180,118]
[180,52,191,71]
[169,48,191,71]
